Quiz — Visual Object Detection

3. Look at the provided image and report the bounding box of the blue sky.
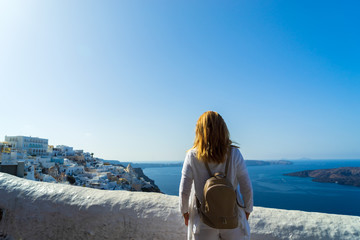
[0,1,359,161]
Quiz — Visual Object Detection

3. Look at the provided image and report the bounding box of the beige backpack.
[196,153,238,229]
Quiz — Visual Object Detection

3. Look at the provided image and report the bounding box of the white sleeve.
[236,150,254,213]
[179,151,193,214]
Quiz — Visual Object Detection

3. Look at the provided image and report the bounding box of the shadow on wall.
[0,173,359,240]
[0,208,10,240]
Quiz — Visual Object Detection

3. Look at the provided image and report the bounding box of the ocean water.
[143,160,360,216]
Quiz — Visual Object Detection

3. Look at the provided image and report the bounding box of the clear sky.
[0,1,359,161]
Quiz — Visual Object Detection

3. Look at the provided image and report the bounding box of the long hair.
[191,111,236,164]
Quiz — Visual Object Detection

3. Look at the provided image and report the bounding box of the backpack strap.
[225,149,231,177]
[204,161,213,177]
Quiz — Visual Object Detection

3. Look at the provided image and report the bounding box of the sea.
[142,160,360,217]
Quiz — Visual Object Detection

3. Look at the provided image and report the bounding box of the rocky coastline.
[133,167,161,192]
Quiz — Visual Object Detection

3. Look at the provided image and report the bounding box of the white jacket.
[179,147,253,214]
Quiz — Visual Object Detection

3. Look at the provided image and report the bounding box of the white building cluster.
[0,135,160,193]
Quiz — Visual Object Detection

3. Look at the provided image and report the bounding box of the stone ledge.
[0,173,359,240]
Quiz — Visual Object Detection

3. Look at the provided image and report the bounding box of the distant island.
[245,160,293,166]
[104,161,183,169]
[107,160,293,169]
[284,167,360,187]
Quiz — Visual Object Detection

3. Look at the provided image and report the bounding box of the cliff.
[132,166,161,192]
[0,173,359,240]
[284,167,360,187]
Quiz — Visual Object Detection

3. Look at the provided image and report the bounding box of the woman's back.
[181,147,251,206]
[179,111,253,240]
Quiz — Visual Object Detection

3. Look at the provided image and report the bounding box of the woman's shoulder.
[187,148,197,156]
[230,147,244,162]
[230,146,241,155]
[184,148,197,162]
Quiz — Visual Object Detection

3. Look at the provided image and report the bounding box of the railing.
[0,173,359,240]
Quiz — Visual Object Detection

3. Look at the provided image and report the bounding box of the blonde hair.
[191,111,236,164]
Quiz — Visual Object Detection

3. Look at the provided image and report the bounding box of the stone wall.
[0,173,359,240]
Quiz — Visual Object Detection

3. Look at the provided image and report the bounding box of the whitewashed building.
[59,159,84,175]
[0,142,22,165]
[75,149,84,155]
[0,141,12,163]
[56,145,75,156]
[84,152,92,160]
[38,157,55,169]
[5,136,48,156]
[47,145,63,156]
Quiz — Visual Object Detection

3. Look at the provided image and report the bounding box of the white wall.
[0,173,359,240]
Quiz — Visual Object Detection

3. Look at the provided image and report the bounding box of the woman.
[179,111,253,240]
